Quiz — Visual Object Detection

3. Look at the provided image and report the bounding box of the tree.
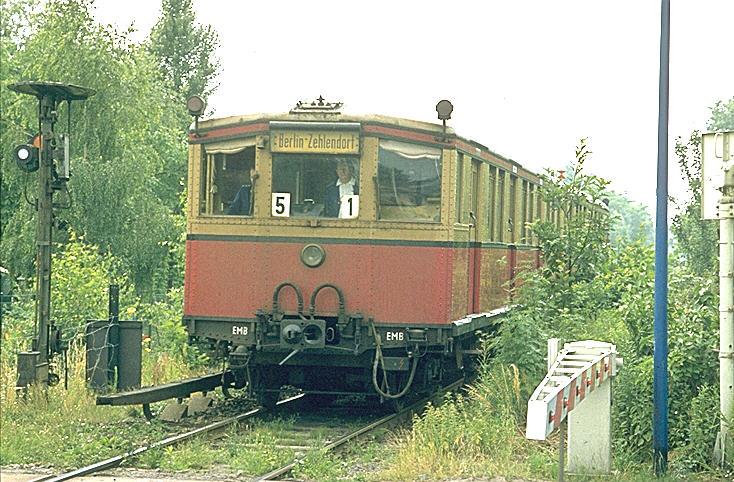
[493,139,614,380]
[670,131,718,276]
[148,0,220,120]
[606,191,653,246]
[532,138,612,286]
[709,96,734,131]
[671,97,733,276]
[1,0,186,294]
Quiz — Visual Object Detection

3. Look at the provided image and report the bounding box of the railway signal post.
[9,81,95,389]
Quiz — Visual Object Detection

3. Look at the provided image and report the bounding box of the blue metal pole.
[653,0,670,476]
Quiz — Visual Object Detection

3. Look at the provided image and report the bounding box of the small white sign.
[702,131,733,220]
[339,194,359,219]
[272,192,291,217]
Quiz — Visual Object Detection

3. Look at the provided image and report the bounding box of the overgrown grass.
[377,365,556,481]
[0,340,199,469]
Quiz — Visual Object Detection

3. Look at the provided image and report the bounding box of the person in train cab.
[324,159,359,218]
[226,168,259,215]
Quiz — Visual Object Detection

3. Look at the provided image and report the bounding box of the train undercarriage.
[184,285,509,409]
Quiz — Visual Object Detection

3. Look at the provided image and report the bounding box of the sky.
[91,0,734,214]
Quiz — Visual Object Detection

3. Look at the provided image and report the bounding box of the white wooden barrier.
[526,340,622,474]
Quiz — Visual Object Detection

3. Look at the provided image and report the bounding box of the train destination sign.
[271,130,360,154]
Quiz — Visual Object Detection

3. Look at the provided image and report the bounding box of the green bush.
[674,384,719,472]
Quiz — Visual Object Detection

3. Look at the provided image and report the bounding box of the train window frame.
[270,153,361,219]
[199,142,257,217]
[376,140,443,223]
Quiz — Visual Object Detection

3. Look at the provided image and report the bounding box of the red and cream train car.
[184,99,545,406]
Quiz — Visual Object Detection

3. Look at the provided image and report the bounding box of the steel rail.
[254,378,464,482]
[31,394,305,482]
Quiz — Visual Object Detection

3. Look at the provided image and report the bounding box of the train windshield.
[271,154,360,219]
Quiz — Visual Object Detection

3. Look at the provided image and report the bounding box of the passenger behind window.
[226,168,258,215]
[324,160,359,218]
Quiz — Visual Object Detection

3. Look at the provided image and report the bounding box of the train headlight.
[186,95,206,116]
[300,244,325,268]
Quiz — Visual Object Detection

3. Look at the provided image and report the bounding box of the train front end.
[184,102,512,406]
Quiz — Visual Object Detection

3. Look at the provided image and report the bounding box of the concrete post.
[568,380,612,473]
[714,137,734,466]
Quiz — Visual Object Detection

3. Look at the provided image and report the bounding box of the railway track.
[28,394,302,482]
[255,378,464,482]
[31,378,463,482]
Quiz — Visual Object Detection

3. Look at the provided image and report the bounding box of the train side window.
[201,146,256,216]
[487,166,496,241]
[509,175,517,243]
[377,140,442,222]
[455,153,464,223]
[271,154,360,219]
[497,170,505,242]
[520,180,528,243]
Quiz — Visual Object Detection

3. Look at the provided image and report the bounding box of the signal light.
[14,143,39,172]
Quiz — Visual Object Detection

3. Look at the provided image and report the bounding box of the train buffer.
[526,339,623,477]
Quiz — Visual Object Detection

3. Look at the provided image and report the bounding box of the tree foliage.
[671,131,718,277]
[494,139,613,382]
[709,96,734,131]
[672,97,733,276]
[606,191,653,246]
[530,138,612,286]
[1,0,190,294]
[491,136,720,473]
[148,0,220,124]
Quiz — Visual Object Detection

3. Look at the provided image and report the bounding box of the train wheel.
[252,366,283,410]
[256,389,280,410]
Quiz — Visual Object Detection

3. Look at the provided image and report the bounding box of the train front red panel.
[184,239,453,325]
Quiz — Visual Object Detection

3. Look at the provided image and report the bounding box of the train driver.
[324,159,359,218]
[226,168,259,215]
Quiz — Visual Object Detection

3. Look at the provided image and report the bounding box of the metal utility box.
[85,320,142,391]
[117,321,142,390]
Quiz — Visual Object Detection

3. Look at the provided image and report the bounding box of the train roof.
[192,110,539,182]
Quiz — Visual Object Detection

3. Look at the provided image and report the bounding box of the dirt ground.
[1,466,537,482]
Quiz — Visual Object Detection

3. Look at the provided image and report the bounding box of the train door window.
[201,145,256,216]
[271,154,360,218]
[455,153,464,223]
[509,175,517,243]
[520,180,528,243]
[377,140,442,222]
[536,188,543,242]
[487,166,496,241]
[497,170,505,242]
[470,159,480,226]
